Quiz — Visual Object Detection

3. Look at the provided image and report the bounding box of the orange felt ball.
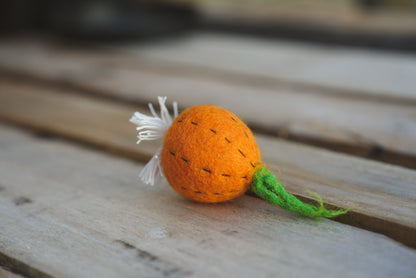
[161,105,261,203]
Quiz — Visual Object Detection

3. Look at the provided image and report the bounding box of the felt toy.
[130,97,347,218]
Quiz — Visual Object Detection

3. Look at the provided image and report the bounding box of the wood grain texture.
[0,40,415,168]
[115,33,416,102]
[1,36,416,101]
[0,80,415,248]
[0,79,158,162]
[0,125,416,278]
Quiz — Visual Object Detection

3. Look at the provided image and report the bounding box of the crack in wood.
[114,240,192,277]
[13,197,33,206]
[0,252,53,278]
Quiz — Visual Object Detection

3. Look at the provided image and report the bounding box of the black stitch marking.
[221,174,231,177]
[202,168,211,173]
[225,137,231,143]
[244,130,249,138]
[231,117,237,122]
[213,193,222,195]
[170,151,176,156]
[191,121,198,125]
[194,191,202,194]
[14,197,32,206]
[177,120,183,123]
[181,186,187,190]
[250,162,256,168]
[238,149,246,158]
[181,157,188,163]
[242,176,247,179]
[209,129,217,134]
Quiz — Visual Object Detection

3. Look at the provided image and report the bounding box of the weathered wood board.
[1,80,415,248]
[114,33,416,101]
[1,36,416,101]
[1,125,416,278]
[0,39,416,169]
[0,79,153,162]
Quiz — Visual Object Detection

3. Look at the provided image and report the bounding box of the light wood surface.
[0,38,415,169]
[115,33,416,101]
[1,125,415,278]
[1,79,415,248]
[1,36,415,101]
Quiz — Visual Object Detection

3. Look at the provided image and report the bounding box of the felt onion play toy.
[130,97,347,218]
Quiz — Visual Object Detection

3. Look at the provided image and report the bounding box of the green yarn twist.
[252,166,348,218]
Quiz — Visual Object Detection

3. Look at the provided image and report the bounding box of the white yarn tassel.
[138,146,163,186]
[130,97,178,185]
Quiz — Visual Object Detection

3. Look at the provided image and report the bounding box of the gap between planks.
[0,124,416,278]
[0,79,415,249]
[0,38,415,169]
[0,253,52,278]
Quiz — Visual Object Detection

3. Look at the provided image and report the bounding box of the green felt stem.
[252,166,348,218]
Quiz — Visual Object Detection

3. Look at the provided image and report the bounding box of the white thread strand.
[148,103,158,118]
[130,97,178,185]
[139,146,163,185]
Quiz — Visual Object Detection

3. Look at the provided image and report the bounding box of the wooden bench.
[0,33,415,277]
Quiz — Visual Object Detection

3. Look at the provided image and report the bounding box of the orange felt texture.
[161,105,261,203]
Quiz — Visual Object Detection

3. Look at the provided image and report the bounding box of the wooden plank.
[0,80,415,248]
[1,37,416,102]
[114,33,416,102]
[1,124,416,278]
[195,0,416,35]
[0,79,159,162]
[0,41,415,168]
[196,1,416,53]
